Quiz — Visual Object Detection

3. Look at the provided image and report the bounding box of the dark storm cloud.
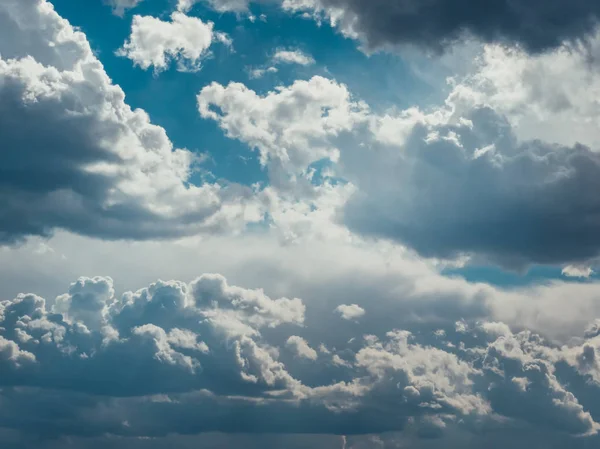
[314,0,600,53]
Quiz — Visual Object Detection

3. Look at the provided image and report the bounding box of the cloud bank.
[0,0,263,245]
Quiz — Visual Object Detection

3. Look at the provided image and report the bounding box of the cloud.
[106,0,144,16]
[335,304,365,320]
[248,66,278,79]
[449,35,600,150]
[0,0,264,245]
[2,229,600,443]
[1,272,600,442]
[199,44,600,265]
[286,335,318,359]
[178,0,250,13]
[273,49,315,66]
[562,265,594,278]
[282,0,600,54]
[197,76,366,196]
[117,12,225,73]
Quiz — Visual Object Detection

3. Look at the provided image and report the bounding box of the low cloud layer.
[1,270,600,444]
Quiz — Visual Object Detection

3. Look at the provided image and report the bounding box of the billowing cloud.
[197,76,366,196]
[286,335,318,359]
[0,0,263,245]
[1,270,600,443]
[117,12,227,73]
[199,39,600,265]
[5,0,600,447]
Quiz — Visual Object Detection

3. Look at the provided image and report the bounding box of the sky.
[3,0,600,448]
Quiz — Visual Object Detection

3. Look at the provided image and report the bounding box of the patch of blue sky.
[51,0,441,190]
[442,264,598,288]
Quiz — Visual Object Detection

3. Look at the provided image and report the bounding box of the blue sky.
[3,1,600,448]
[50,0,435,186]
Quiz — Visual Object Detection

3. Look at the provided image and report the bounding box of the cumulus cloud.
[335,304,365,320]
[282,0,600,54]
[117,12,225,73]
[0,0,263,245]
[197,76,366,196]
[1,271,600,442]
[286,335,318,359]
[199,40,600,265]
[450,35,600,150]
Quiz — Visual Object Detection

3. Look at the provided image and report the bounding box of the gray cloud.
[342,106,600,266]
[286,0,600,53]
[1,272,600,443]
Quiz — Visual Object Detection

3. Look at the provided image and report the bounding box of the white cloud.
[0,0,263,244]
[197,76,367,197]
[178,0,250,13]
[335,304,365,320]
[272,49,315,66]
[117,12,221,73]
[562,265,594,278]
[286,335,318,360]
[106,0,144,16]
[449,35,600,149]
[248,66,278,79]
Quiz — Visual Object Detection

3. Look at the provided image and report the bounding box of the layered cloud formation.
[3,0,600,448]
[3,262,600,445]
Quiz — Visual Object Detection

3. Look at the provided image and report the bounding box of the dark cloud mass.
[342,106,600,266]
[314,0,600,52]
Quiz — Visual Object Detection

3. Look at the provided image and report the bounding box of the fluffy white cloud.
[198,76,366,197]
[335,304,365,320]
[286,335,318,360]
[117,12,224,73]
[0,0,263,244]
[449,35,600,149]
[273,49,315,66]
